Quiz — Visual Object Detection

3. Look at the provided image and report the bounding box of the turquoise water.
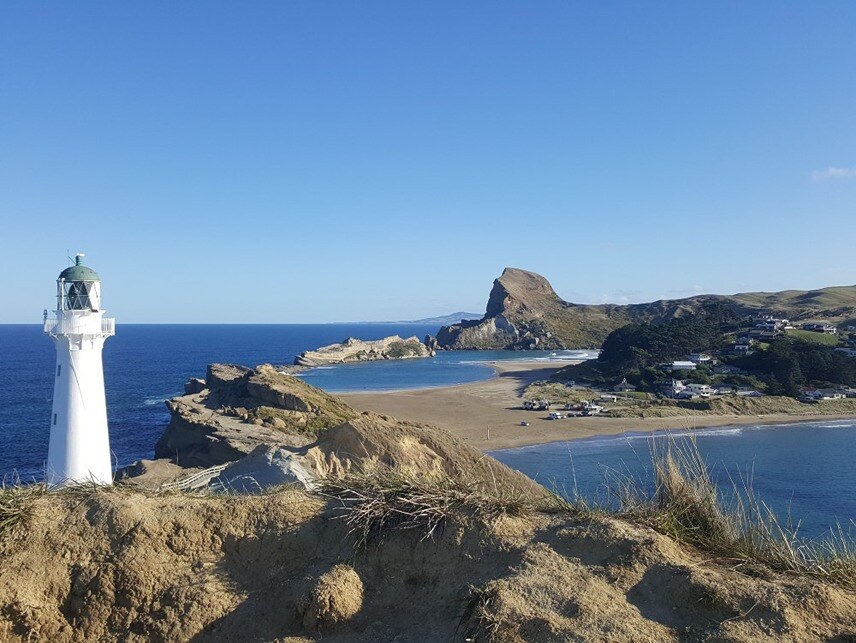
[298,348,597,392]
[490,420,856,540]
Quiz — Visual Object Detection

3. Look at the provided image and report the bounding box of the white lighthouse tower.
[43,254,115,486]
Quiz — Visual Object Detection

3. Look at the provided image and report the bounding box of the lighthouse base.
[47,335,113,487]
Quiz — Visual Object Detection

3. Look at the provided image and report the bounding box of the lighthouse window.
[57,365,61,377]
[53,414,57,426]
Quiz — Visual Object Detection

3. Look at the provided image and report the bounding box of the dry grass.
[0,480,46,538]
[319,468,568,548]
[609,437,856,589]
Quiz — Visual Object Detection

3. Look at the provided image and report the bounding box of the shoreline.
[341,360,856,451]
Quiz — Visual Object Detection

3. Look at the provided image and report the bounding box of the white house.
[661,379,686,398]
[800,389,845,402]
[803,323,837,334]
[688,353,713,365]
[685,383,715,397]
[667,360,697,372]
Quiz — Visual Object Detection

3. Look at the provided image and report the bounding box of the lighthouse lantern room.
[44,254,115,486]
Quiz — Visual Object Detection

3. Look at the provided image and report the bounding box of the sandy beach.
[341,361,856,451]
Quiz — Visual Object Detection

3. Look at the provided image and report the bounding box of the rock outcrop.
[437,267,856,350]
[153,363,358,469]
[141,363,542,500]
[438,267,633,349]
[294,335,434,367]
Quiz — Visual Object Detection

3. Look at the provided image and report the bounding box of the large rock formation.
[295,335,434,367]
[437,267,856,349]
[140,363,542,500]
[153,363,359,469]
[437,268,634,349]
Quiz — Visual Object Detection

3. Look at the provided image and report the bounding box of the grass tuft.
[609,436,856,589]
[0,479,47,538]
[319,468,555,547]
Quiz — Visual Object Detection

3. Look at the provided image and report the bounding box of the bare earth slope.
[1,487,854,642]
[436,267,856,349]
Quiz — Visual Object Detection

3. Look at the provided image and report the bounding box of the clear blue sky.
[2,2,854,323]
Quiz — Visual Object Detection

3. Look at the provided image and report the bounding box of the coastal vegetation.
[550,307,855,403]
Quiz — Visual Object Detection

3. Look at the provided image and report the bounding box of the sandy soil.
[4,486,854,641]
[341,361,856,451]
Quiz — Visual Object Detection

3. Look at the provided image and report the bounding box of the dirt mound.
[300,565,364,630]
[1,487,853,642]
[303,412,546,498]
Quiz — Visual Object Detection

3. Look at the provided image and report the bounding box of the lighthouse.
[43,254,115,486]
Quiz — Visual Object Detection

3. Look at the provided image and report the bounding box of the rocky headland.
[437,267,856,350]
[294,335,435,367]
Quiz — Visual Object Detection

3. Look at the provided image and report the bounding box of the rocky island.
[294,335,435,366]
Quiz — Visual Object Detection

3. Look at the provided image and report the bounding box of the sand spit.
[342,361,856,451]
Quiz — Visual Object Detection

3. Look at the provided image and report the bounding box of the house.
[800,389,845,402]
[713,364,746,375]
[666,360,697,372]
[732,344,752,354]
[661,379,686,398]
[613,377,637,392]
[735,389,764,397]
[676,390,702,400]
[834,347,856,358]
[803,323,837,334]
[599,394,618,402]
[684,383,715,397]
[754,322,778,331]
[747,329,779,340]
[688,352,713,365]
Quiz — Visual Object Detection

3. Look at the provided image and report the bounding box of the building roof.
[58,254,100,282]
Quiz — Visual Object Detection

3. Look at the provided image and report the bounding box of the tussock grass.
[0,480,46,538]
[319,468,568,547]
[609,436,856,589]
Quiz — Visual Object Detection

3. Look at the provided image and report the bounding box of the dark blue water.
[0,323,592,480]
[3,324,853,539]
[490,421,856,540]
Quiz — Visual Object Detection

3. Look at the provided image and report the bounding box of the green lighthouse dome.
[58,254,100,282]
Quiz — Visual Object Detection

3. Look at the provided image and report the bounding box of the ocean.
[1,323,853,539]
[0,323,592,480]
[490,421,856,540]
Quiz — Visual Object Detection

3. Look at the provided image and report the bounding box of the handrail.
[44,316,116,337]
[159,463,230,492]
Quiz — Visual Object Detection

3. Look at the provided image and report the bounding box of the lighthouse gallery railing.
[44,316,116,336]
